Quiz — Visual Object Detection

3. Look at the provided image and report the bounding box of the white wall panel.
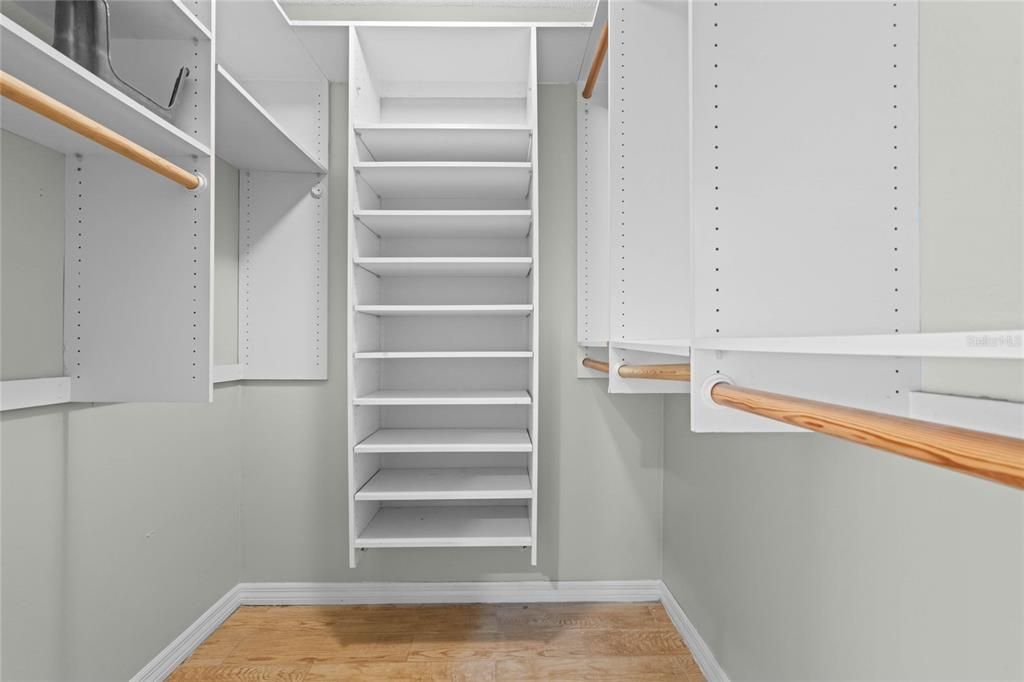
[65,154,212,402]
[239,170,328,380]
[691,0,921,431]
[608,0,690,344]
[576,86,609,344]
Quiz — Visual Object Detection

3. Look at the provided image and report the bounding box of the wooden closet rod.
[581,358,1024,488]
[582,23,608,99]
[0,71,204,191]
[582,357,691,381]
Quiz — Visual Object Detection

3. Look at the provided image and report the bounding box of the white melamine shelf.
[354,505,532,549]
[355,257,532,278]
[354,210,532,238]
[216,66,325,173]
[11,0,210,40]
[0,16,209,158]
[611,339,692,356]
[355,304,533,317]
[355,428,533,453]
[0,377,71,411]
[354,163,532,199]
[355,124,532,162]
[355,467,532,501]
[355,351,533,359]
[693,330,1024,360]
[354,389,532,406]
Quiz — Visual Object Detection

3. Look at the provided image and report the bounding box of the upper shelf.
[355,257,532,278]
[610,339,692,357]
[692,330,1024,360]
[355,304,534,317]
[0,16,209,158]
[355,124,532,162]
[354,210,532,238]
[215,66,325,173]
[354,162,532,199]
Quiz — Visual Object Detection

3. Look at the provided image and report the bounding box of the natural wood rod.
[0,70,202,190]
[582,23,608,99]
[582,358,691,382]
[710,382,1024,489]
[618,363,691,382]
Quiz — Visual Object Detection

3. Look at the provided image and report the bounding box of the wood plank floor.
[168,602,706,681]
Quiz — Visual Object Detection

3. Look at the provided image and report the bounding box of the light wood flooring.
[168,602,706,681]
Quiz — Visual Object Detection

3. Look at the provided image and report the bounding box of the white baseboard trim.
[660,581,729,682]
[133,579,723,682]
[236,580,663,605]
[130,585,241,682]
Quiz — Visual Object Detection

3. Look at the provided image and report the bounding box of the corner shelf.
[355,304,533,317]
[354,124,532,162]
[355,428,533,453]
[355,467,532,501]
[354,257,532,278]
[0,16,209,158]
[354,162,532,199]
[353,389,532,406]
[354,506,532,549]
[354,210,533,238]
[215,65,325,173]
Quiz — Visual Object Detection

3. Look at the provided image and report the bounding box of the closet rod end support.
[702,373,733,408]
[190,171,208,193]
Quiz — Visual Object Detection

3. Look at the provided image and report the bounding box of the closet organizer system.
[346,28,540,566]
[577,1,1024,489]
[0,3,328,404]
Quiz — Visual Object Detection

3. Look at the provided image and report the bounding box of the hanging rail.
[581,23,608,100]
[582,357,691,382]
[0,71,204,191]
[581,358,1024,488]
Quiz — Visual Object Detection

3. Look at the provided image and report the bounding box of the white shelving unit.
[347,25,540,565]
[1,0,328,409]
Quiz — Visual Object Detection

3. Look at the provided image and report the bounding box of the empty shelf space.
[0,16,209,158]
[216,66,325,173]
[354,163,532,199]
[355,428,533,453]
[354,210,532,238]
[11,0,210,40]
[353,390,532,406]
[355,257,532,277]
[354,351,533,359]
[355,467,532,501]
[355,304,533,317]
[354,124,532,162]
[354,505,531,549]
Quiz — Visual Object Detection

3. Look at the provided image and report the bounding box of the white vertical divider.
[527,26,540,566]
[605,0,690,394]
[238,170,327,379]
[576,7,609,347]
[690,0,921,431]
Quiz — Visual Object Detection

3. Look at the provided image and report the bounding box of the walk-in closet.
[1,1,1021,680]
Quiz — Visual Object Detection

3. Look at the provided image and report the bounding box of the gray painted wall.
[661,3,1024,679]
[238,83,665,582]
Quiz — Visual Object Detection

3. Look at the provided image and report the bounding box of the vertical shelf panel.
[65,155,213,402]
[690,0,921,431]
[239,171,328,379]
[577,69,610,345]
[608,0,690,345]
